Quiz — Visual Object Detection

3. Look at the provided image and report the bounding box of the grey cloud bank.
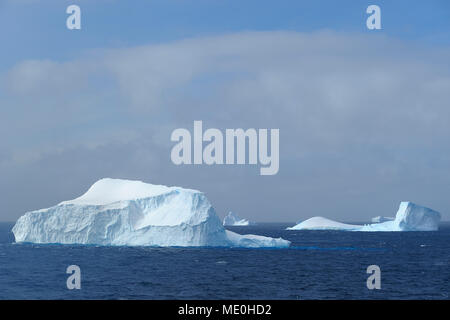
[1,31,450,222]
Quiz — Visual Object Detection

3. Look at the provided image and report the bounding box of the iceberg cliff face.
[287,202,441,232]
[12,179,290,248]
[223,212,252,226]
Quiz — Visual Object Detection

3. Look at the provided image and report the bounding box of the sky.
[1,0,450,222]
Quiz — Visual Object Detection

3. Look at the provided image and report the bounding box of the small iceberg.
[287,201,441,231]
[371,216,394,223]
[12,178,290,248]
[223,212,254,226]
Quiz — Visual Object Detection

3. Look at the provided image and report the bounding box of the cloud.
[1,30,450,221]
[6,59,88,96]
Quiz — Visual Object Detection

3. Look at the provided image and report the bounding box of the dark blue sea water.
[0,222,449,300]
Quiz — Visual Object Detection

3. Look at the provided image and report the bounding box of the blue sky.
[1,1,450,222]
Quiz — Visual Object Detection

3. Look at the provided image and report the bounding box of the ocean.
[0,222,449,299]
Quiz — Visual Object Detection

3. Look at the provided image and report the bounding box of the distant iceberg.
[12,178,290,248]
[223,212,253,226]
[287,202,441,231]
[287,217,361,231]
[371,216,394,223]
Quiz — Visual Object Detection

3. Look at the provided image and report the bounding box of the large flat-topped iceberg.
[287,202,441,232]
[12,178,290,248]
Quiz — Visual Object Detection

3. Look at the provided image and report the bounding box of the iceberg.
[287,217,362,231]
[287,202,441,231]
[371,216,394,223]
[12,178,290,248]
[223,212,253,226]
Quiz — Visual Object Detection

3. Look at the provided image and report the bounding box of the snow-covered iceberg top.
[12,178,290,248]
[287,202,441,232]
[223,212,253,226]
